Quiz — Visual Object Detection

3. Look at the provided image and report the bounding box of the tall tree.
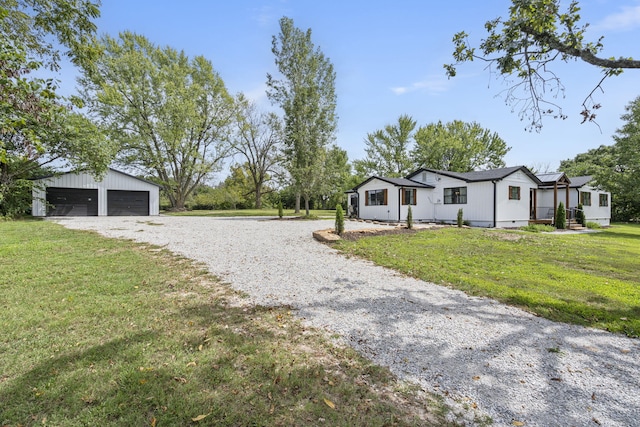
[233,95,283,209]
[267,16,337,216]
[609,96,640,221]
[412,121,510,172]
[80,32,236,210]
[317,145,351,209]
[352,114,416,178]
[445,0,640,131]
[558,145,616,178]
[0,0,111,217]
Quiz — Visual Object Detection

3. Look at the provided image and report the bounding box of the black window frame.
[444,187,467,204]
[599,193,608,207]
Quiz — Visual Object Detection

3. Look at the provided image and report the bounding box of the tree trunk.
[304,196,310,216]
[255,188,262,209]
[295,192,301,213]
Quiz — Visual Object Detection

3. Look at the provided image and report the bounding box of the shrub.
[586,221,602,229]
[576,203,585,226]
[278,201,284,219]
[555,202,566,229]
[335,205,344,235]
[406,205,413,229]
[457,208,463,228]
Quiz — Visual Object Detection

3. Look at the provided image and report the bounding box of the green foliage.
[586,221,602,229]
[0,1,112,217]
[277,200,284,218]
[446,0,639,130]
[353,115,416,177]
[412,120,510,172]
[520,224,556,233]
[318,145,352,209]
[576,203,585,226]
[560,96,640,221]
[457,208,464,228]
[267,17,338,216]
[79,32,235,210]
[233,95,283,209]
[406,205,413,230]
[555,202,566,229]
[337,224,640,337]
[335,204,345,235]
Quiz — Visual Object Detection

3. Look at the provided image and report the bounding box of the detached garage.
[33,169,160,217]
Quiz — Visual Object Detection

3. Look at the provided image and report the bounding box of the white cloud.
[594,5,640,31]
[391,76,450,95]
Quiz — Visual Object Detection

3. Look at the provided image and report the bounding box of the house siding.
[358,180,399,222]
[494,170,538,228]
[33,169,160,216]
[536,184,611,226]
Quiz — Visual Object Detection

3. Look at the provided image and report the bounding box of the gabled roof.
[350,176,434,191]
[567,175,593,188]
[408,166,541,184]
[536,172,571,186]
[34,167,161,187]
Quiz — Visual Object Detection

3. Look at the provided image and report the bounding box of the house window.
[402,188,417,205]
[365,189,387,206]
[509,186,521,200]
[444,187,467,204]
[580,191,592,206]
[599,193,608,207]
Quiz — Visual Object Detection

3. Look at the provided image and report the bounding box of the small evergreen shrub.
[335,205,344,235]
[457,208,464,228]
[277,201,284,218]
[406,205,413,229]
[576,203,585,225]
[586,221,602,229]
[555,202,566,229]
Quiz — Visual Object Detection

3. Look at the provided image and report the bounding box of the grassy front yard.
[336,224,640,337]
[0,220,451,426]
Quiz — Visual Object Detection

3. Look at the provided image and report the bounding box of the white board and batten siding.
[494,170,538,228]
[358,179,400,222]
[32,169,160,216]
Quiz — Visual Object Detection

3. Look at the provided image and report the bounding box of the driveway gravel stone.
[56,216,640,426]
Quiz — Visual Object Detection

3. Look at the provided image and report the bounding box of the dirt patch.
[340,227,418,241]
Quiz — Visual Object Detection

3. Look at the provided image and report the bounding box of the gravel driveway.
[57,216,640,426]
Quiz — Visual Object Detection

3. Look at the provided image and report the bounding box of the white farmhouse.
[348,166,611,228]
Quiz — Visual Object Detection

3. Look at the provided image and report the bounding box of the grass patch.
[336,224,640,337]
[162,209,335,218]
[520,224,556,233]
[0,220,452,426]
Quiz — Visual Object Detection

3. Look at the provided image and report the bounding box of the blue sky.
[58,0,640,177]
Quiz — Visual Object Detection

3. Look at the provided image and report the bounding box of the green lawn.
[336,224,640,337]
[0,220,452,426]
[162,209,336,218]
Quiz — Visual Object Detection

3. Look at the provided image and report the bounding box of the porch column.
[553,182,558,224]
[565,183,570,219]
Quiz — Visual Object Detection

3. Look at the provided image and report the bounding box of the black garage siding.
[107,190,149,216]
[46,188,98,216]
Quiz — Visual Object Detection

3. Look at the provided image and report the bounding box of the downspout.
[492,180,497,228]
[398,188,402,223]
